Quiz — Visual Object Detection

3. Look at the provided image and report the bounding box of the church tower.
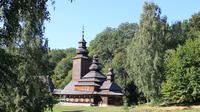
[72,27,91,80]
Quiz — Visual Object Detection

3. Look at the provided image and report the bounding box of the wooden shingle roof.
[78,78,105,82]
[100,82,122,91]
[61,80,98,95]
[82,71,106,79]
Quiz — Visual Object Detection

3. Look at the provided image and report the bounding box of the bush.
[161,36,200,103]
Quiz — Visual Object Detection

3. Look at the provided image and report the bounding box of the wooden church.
[53,36,123,106]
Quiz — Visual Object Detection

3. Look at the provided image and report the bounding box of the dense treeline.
[50,2,200,105]
[48,48,76,89]
[162,37,200,103]
[1,1,200,111]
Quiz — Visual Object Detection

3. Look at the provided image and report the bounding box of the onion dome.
[99,68,123,94]
[75,26,89,57]
[107,68,114,82]
[76,37,89,56]
[89,54,101,71]
[82,54,106,79]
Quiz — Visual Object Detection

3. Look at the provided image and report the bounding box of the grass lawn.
[45,104,200,112]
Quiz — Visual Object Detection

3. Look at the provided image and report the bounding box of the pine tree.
[127,2,167,102]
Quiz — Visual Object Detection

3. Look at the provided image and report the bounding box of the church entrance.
[93,95,102,106]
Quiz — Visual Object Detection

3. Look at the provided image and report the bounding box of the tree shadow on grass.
[160,102,200,107]
[62,110,84,112]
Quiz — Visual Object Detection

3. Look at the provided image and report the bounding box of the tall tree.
[127,2,167,102]
[0,0,54,111]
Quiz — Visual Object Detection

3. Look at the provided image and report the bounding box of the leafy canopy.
[0,0,55,111]
[127,2,167,102]
[162,34,200,103]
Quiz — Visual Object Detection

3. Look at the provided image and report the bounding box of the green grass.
[46,105,125,112]
[175,109,200,112]
[45,104,200,112]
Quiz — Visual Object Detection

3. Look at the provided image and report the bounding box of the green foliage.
[52,48,76,89]
[48,49,67,73]
[111,52,127,87]
[89,22,138,65]
[110,52,142,105]
[0,49,19,84]
[0,0,55,111]
[127,2,167,102]
[165,21,190,49]
[58,70,72,89]
[188,12,200,34]
[161,36,200,103]
[165,12,200,50]
[89,22,138,85]
[89,27,115,65]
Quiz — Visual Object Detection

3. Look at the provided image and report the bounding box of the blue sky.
[45,0,200,49]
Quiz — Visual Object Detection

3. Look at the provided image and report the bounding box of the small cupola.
[81,54,106,79]
[106,68,114,83]
[76,26,89,56]
[89,54,101,71]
